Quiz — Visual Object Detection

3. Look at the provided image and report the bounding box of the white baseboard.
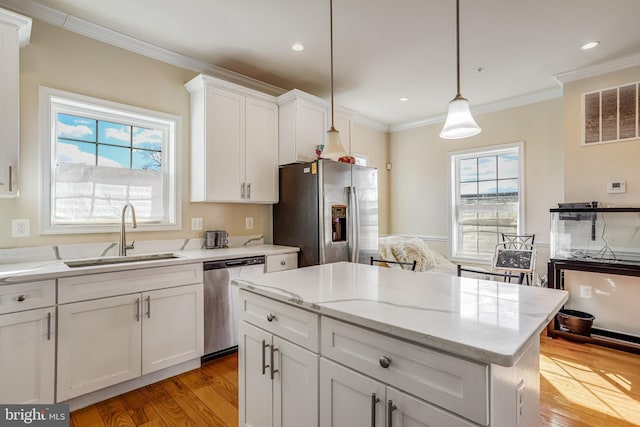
[61,358,201,411]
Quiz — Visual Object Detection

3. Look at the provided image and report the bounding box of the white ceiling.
[6,0,640,127]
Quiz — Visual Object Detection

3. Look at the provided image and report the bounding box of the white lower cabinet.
[239,320,318,427]
[320,359,475,427]
[0,307,55,403]
[57,283,203,401]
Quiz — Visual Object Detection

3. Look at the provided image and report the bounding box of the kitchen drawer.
[0,280,56,314]
[321,317,488,425]
[266,253,298,272]
[239,290,318,352]
[59,263,203,304]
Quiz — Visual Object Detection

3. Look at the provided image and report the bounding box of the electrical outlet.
[191,217,203,231]
[11,219,30,238]
[580,285,592,298]
[245,217,254,230]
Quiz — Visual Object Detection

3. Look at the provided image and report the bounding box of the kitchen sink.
[64,253,179,268]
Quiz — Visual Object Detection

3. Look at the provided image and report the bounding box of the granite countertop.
[0,244,298,284]
[233,261,569,367]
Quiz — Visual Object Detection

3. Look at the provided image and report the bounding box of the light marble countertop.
[233,261,569,367]
[0,244,298,284]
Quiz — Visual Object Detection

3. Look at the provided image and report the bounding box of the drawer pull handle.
[47,312,52,341]
[387,400,397,427]
[280,260,286,266]
[262,340,269,375]
[266,313,276,322]
[270,345,279,380]
[370,393,380,427]
[17,294,26,302]
[379,356,391,369]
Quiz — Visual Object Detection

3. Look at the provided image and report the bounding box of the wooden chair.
[370,256,417,271]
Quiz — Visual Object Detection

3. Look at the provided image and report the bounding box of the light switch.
[191,217,203,231]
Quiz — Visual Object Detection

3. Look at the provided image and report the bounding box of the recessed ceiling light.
[581,41,600,50]
[291,43,304,51]
[399,97,409,102]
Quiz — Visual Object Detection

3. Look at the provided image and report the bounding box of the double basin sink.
[64,252,179,268]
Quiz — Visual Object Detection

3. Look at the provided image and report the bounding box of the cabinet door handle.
[241,182,246,199]
[247,183,251,199]
[8,165,13,192]
[47,312,52,341]
[370,393,380,427]
[270,345,279,380]
[146,295,151,318]
[379,356,391,368]
[136,297,141,322]
[266,313,276,322]
[17,294,26,302]
[387,400,397,427]
[261,340,269,375]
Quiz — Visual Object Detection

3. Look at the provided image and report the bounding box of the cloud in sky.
[105,128,130,141]
[57,142,121,168]
[58,122,94,139]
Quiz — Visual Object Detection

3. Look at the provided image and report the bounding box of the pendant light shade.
[321,0,348,160]
[439,0,481,139]
[440,94,481,139]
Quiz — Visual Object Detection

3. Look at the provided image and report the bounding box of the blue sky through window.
[56,113,162,171]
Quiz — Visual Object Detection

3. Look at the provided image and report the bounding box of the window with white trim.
[449,142,524,262]
[39,87,181,234]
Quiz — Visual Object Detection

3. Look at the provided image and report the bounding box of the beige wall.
[389,98,564,261]
[352,123,390,235]
[563,65,640,204]
[0,20,390,249]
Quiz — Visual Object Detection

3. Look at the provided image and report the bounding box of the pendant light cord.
[330,0,336,129]
[455,0,461,97]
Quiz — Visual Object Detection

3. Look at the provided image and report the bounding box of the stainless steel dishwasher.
[202,255,265,361]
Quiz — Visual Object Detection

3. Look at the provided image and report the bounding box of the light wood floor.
[71,334,640,426]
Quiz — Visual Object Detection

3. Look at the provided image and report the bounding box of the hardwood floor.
[71,335,640,426]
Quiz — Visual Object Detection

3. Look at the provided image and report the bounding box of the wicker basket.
[556,309,595,336]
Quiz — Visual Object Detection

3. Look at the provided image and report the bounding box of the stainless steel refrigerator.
[273,160,378,267]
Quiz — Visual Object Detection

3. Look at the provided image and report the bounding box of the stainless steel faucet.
[119,202,137,256]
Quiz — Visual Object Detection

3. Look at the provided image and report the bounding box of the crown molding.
[0,6,32,46]
[553,52,640,85]
[389,87,563,133]
[352,114,389,132]
[0,0,285,97]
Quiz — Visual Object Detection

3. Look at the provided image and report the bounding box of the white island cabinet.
[233,262,569,427]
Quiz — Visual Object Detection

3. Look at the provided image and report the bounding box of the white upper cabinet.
[277,89,356,165]
[277,89,329,165]
[185,74,278,203]
[0,8,31,198]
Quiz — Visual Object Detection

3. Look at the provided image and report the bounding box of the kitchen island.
[233,261,568,427]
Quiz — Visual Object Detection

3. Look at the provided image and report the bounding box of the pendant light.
[440,0,481,139]
[321,0,348,160]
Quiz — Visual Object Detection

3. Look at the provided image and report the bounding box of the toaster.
[205,230,228,249]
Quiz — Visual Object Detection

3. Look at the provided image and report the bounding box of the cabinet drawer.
[0,280,56,314]
[266,253,298,273]
[321,317,488,425]
[59,263,203,304]
[239,290,318,352]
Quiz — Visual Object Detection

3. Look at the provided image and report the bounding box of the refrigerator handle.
[349,186,360,263]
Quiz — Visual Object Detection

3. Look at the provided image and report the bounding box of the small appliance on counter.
[205,230,228,248]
